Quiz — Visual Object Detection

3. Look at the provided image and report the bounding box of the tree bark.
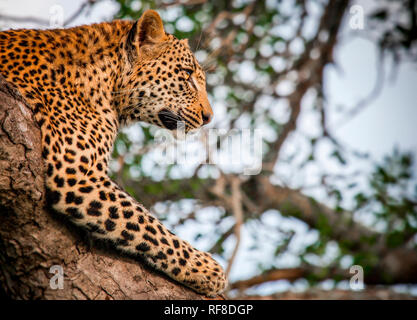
[0,76,207,300]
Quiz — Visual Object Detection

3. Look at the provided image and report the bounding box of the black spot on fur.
[143,234,158,246]
[66,207,83,219]
[156,251,167,260]
[121,230,134,241]
[172,268,181,276]
[105,219,116,231]
[99,191,107,200]
[89,200,102,209]
[46,187,61,205]
[123,210,133,219]
[65,192,75,204]
[136,242,150,252]
[109,206,119,219]
[145,225,157,235]
[47,164,54,177]
[87,223,106,234]
[126,222,140,231]
[79,186,93,193]
[173,240,180,248]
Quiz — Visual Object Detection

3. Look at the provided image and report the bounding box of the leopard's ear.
[125,10,166,62]
[137,10,165,44]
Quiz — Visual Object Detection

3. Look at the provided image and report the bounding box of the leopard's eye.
[183,68,197,90]
[183,68,193,77]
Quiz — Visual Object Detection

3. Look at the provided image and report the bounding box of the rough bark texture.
[0,76,206,300]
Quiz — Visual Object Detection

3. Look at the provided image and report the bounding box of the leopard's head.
[118,10,212,133]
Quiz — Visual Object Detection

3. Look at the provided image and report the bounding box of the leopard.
[0,9,226,297]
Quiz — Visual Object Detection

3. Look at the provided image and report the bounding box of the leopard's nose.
[201,110,212,125]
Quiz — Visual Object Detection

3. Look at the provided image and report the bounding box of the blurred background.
[1,0,416,299]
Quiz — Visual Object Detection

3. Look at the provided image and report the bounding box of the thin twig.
[225,176,243,280]
[331,52,386,130]
[157,0,207,8]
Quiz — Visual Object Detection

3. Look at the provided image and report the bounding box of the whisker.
[195,29,204,52]
[112,85,158,99]
[157,110,181,117]
[120,101,143,112]
[111,87,140,94]
[157,114,182,122]
[111,88,142,98]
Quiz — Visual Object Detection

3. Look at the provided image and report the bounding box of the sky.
[1,0,416,295]
[328,32,417,159]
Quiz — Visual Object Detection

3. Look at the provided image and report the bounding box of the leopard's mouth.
[158,108,185,130]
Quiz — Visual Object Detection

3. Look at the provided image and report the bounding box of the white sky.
[328,35,417,158]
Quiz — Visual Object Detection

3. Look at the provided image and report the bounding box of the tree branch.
[225,177,243,279]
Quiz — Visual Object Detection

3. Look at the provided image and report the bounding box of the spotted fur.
[0,10,225,296]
